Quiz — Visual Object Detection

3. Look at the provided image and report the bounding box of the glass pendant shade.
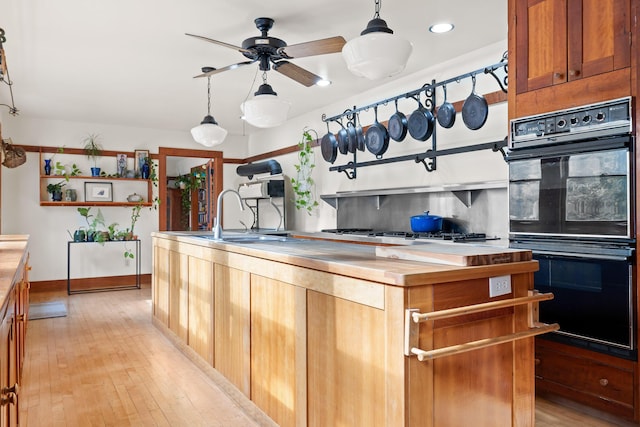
[191,115,228,147]
[342,18,412,80]
[241,83,290,128]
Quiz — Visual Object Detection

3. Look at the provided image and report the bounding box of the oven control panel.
[509,97,632,149]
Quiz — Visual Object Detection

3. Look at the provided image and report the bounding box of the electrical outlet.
[489,275,512,297]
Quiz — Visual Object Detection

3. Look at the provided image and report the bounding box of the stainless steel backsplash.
[335,187,508,238]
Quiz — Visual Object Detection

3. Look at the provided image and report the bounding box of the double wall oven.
[508,97,636,360]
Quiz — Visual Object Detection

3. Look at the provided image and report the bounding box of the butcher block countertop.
[153,231,537,287]
[0,235,29,309]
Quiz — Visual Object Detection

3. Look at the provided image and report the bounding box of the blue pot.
[91,167,101,177]
[410,211,443,233]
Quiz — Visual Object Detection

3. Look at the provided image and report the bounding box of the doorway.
[157,147,224,232]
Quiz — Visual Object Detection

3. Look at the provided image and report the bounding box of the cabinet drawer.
[535,346,633,406]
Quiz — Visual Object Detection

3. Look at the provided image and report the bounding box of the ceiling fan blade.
[273,61,321,87]
[193,61,256,78]
[280,36,346,59]
[185,33,255,55]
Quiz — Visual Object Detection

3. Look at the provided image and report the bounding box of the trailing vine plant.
[291,127,319,215]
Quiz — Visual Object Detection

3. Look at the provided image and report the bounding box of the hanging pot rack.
[321,53,508,180]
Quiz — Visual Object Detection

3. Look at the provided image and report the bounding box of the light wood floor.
[22,287,636,427]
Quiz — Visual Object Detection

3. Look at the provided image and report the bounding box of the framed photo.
[85,182,113,202]
[134,150,149,176]
[116,153,127,177]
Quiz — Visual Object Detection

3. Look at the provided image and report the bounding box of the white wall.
[1,40,508,281]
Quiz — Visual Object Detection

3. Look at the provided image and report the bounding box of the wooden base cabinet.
[535,338,636,420]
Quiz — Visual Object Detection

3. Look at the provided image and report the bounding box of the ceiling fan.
[186,17,346,87]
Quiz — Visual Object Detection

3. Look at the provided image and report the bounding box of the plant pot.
[64,189,77,201]
[91,167,101,177]
[51,190,63,202]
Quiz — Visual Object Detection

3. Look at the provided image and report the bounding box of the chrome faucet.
[212,189,245,240]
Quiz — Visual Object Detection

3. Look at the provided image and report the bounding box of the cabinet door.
[567,0,630,81]
[152,244,170,326]
[214,265,250,396]
[307,290,385,427]
[515,0,568,93]
[168,250,188,342]
[187,256,214,365]
[250,275,306,427]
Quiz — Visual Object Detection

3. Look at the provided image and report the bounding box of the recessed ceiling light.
[316,79,331,87]
[429,23,454,34]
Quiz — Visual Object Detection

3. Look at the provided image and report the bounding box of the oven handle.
[531,250,632,262]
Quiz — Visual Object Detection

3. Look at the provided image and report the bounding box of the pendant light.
[190,68,227,147]
[241,72,290,128]
[342,0,412,80]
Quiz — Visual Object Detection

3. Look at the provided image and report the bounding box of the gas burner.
[321,228,500,243]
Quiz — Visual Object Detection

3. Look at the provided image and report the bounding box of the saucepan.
[410,211,443,232]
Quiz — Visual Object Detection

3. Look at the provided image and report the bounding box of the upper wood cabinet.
[515,0,630,94]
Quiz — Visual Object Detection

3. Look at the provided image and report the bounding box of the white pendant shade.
[342,32,412,80]
[190,116,228,147]
[241,93,290,128]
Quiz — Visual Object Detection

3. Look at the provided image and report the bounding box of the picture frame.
[84,182,113,202]
[134,150,149,176]
[116,153,128,177]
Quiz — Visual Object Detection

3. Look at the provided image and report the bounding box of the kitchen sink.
[192,233,291,243]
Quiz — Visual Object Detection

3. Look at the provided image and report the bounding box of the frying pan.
[461,75,489,130]
[365,106,389,157]
[407,94,435,141]
[354,112,366,152]
[436,85,456,129]
[336,120,349,155]
[388,99,408,142]
[320,123,338,164]
[346,118,358,154]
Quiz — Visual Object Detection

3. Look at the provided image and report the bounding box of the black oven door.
[508,137,631,238]
[532,250,635,360]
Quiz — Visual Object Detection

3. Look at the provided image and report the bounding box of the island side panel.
[152,241,170,325]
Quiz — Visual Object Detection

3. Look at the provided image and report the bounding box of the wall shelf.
[39,150,152,206]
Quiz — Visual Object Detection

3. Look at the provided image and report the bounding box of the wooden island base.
[152,233,553,427]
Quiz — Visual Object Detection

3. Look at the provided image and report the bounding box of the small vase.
[141,162,150,179]
[44,159,52,175]
[91,167,101,177]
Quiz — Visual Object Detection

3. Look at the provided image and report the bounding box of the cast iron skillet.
[346,118,358,154]
[354,112,366,152]
[408,95,435,141]
[336,120,350,155]
[320,122,338,164]
[461,75,488,130]
[436,84,456,129]
[388,99,408,142]
[365,106,390,157]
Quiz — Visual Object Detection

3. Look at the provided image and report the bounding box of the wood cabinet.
[535,338,636,419]
[214,265,250,396]
[0,237,30,427]
[152,234,546,426]
[509,0,632,117]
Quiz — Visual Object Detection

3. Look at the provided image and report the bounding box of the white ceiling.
[1,0,507,137]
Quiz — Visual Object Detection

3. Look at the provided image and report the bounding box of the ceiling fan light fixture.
[241,81,290,128]
[342,2,412,80]
[191,115,228,147]
[191,71,227,147]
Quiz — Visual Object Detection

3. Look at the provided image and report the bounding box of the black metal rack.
[321,53,508,180]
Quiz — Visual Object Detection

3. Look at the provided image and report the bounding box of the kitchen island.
[151,231,555,427]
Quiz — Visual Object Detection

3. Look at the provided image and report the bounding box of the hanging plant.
[175,172,206,229]
[291,127,319,214]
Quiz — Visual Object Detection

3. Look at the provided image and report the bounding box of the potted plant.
[291,127,319,215]
[83,133,103,176]
[46,181,66,201]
